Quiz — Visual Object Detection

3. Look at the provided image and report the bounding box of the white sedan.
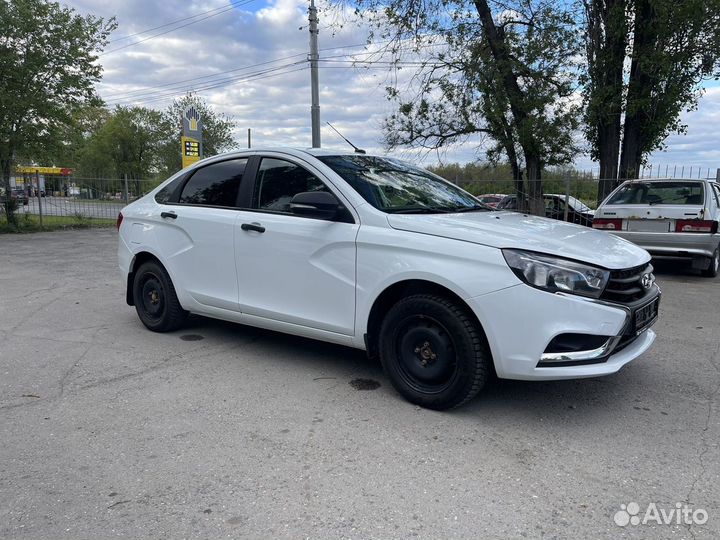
[118,148,660,409]
[593,178,720,277]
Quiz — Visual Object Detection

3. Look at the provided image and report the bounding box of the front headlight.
[502,249,610,298]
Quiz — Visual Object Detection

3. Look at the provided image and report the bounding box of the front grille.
[601,263,652,303]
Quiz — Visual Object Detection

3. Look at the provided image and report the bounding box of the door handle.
[241,222,265,233]
[160,211,177,219]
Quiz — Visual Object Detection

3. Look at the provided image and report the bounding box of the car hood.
[386,210,650,270]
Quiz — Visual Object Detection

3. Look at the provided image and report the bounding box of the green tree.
[342,0,581,214]
[27,105,110,171]
[156,94,238,178]
[0,0,115,224]
[75,106,164,198]
[584,0,720,200]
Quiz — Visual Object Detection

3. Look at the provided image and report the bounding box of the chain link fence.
[3,164,718,230]
[5,177,158,228]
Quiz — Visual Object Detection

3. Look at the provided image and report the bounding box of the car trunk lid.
[595,204,706,232]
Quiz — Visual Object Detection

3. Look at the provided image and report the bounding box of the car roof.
[228,147,376,159]
[622,177,713,183]
[179,147,391,173]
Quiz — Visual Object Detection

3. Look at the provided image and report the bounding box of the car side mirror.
[289,191,341,220]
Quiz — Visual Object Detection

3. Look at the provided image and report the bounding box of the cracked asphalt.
[0,229,718,539]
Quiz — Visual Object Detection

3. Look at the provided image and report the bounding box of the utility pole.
[308,0,321,148]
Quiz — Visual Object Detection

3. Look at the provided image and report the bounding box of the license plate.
[634,298,659,334]
[627,219,671,233]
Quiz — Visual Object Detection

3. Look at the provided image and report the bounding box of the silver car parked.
[593,178,720,277]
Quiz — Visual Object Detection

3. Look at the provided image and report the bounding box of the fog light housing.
[539,333,619,366]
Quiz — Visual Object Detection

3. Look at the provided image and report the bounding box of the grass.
[0,212,115,233]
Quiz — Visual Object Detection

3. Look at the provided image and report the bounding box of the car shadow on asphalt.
[177,315,645,426]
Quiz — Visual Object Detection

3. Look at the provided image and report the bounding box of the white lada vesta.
[118,148,660,409]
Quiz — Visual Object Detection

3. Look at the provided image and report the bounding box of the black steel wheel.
[132,260,187,332]
[379,294,491,410]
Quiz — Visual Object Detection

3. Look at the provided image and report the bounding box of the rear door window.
[606,182,705,205]
[178,158,248,207]
[155,175,186,204]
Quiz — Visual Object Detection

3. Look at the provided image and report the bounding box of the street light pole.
[309,0,321,148]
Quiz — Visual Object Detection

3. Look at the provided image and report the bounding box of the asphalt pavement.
[0,229,718,539]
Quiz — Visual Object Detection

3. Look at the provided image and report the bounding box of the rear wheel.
[702,247,719,278]
[378,294,490,410]
[132,261,187,332]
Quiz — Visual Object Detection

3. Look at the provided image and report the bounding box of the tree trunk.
[1,152,17,226]
[503,138,525,212]
[619,0,656,180]
[525,156,544,216]
[597,119,623,200]
[587,0,627,201]
[474,0,545,216]
[619,116,643,179]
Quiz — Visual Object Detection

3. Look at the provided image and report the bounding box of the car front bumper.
[468,283,659,381]
[608,230,719,258]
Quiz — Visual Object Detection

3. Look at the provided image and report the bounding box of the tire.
[701,247,719,278]
[132,260,187,332]
[378,294,491,410]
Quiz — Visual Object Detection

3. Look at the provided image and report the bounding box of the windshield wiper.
[452,205,492,213]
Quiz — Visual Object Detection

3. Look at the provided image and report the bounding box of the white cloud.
[64,0,720,173]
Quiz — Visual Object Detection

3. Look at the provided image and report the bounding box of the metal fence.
[4,167,718,228]
[9,177,158,224]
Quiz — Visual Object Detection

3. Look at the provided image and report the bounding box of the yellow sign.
[15,166,73,175]
[181,136,201,169]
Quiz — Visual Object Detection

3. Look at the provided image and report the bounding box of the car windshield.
[606,181,705,206]
[318,155,489,213]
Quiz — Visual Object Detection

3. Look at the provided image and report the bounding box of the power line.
[100,53,307,100]
[129,66,309,107]
[108,0,254,43]
[319,59,441,66]
[104,60,307,104]
[104,62,308,106]
[100,40,446,106]
[100,0,256,56]
[98,44,385,103]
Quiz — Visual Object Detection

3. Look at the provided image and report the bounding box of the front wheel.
[378,294,491,410]
[701,248,719,278]
[132,260,188,332]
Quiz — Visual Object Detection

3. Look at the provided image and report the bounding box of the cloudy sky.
[67,0,720,176]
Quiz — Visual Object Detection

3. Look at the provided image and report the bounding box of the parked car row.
[494,193,595,227]
[0,187,29,206]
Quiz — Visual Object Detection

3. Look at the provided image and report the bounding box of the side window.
[178,158,248,207]
[252,158,329,213]
[154,174,186,204]
[712,184,720,207]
